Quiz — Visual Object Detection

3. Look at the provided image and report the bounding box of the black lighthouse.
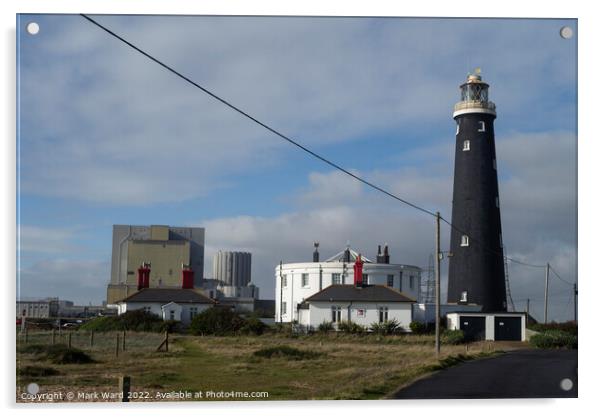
[447,70,507,312]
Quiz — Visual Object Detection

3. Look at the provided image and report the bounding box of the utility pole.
[526,298,530,323]
[435,211,441,357]
[544,263,550,324]
[573,283,578,322]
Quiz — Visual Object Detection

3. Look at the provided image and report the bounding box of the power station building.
[106,225,205,304]
[275,244,421,329]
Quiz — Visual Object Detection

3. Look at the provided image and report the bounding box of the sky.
[16,15,577,322]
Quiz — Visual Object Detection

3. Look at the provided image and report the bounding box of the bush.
[253,345,323,360]
[338,320,366,334]
[18,365,60,377]
[529,321,578,336]
[317,321,334,333]
[240,316,267,335]
[370,319,402,335]
[529,330,577,349]
[410,321,428,334]
[19,344,95,364]
[442,329,465,345]
[189,307,245,336]
[79,310,172,333]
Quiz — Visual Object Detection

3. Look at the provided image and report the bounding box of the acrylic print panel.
[16,14,577,402]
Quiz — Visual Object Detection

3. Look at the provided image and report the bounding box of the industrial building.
[16,298,59,319]
[106,225,205,304]
[275,243,421,327]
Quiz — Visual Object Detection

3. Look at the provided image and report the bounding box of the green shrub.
[17,365,60,377]
[338,320,366,334]
[317,321,334,333]
[240,316,267,335]
[529,330,577,349]
[189,307,245,336]
[19,344,95,364]
[442,329,465,345]
[410,321,428,334]
[529,321,578,336]
[80,310,170,333]
[253,345,323,360]
[369,319,402,335]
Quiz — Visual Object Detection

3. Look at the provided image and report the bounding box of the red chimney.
[353,254,364,287]
[137,264,151,290]
[182,266,194,289]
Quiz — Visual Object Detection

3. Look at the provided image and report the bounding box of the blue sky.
[17,15,576,321]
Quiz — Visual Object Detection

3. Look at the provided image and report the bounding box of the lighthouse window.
[301,273,309,287]
[387,274,394,287]
[478,121,486,132]
[461,235,470,247]
[463,140,470,151]
[456,122,460,135]
[332,273,342,285]
[460,291,468,302]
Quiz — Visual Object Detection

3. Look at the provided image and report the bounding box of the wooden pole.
[165,331,169,352]
[115,333,120,357]
[574,283,578,322]
[24,328,29,343]
[434,212,441,357]
[68,333,72,348]
[51,329,56,345]
[90,331,94,347]
[122,330,126,351]
[544,263,550,324]
[118,376,131,402]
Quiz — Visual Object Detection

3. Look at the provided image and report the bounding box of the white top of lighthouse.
[453,69,497,118]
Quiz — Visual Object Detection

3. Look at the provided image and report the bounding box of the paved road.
[394,349,577,399]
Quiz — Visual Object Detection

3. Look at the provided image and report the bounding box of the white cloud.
[18,225,77,253]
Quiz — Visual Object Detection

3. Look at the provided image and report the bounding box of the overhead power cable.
[549,264,574,285]
[80,14,564,275]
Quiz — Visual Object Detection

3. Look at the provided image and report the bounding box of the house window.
[379,307,389,323]
[410,276,415,290]
[190,307,198,321]
[331,306,342,323]
[332,273,342,285]
[461,235,470,247]
[463,140,470,151]
[478,121,486,132]
[356,309,366,318]
[362,274,368,285]
[169,310,175,320]
[143,306,151,313]
[387,274,394,287]
[282,274,287,287]
[301,273,309,288]
[281,301,287,315]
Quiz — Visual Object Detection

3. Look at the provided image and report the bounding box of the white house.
[298,284,415,331]
[275,245,422,323]
[115,288,216,325]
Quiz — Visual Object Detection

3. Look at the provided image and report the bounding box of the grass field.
[16,330,525,402]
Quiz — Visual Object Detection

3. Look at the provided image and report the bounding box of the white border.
[2,1,596,416]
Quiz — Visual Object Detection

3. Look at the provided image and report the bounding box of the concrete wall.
[126,240,190,288]
[213,251,252,287]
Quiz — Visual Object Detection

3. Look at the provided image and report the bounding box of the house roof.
[304,285,416,303]
[118,288,216,304]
